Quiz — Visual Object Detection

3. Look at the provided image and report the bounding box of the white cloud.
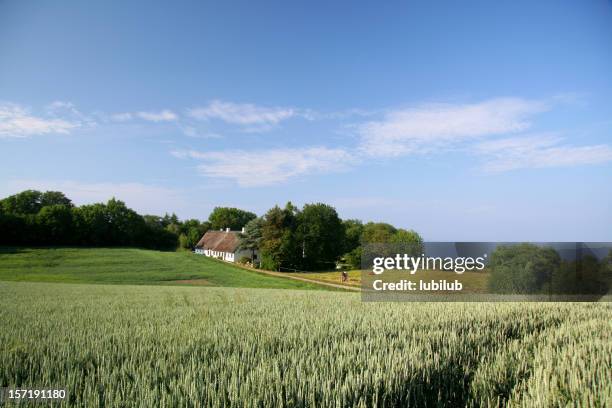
[358,98,547,157]
[172,147,353,186]
[188,100,296,128]
[475,134,612,172]
[46,100,97,127]
[180,126,221,139]
[0,103,80,138]
[3,180,184,216]
[135,110,178,122]
[110,112,133,122]
[46,101,79,115]
[109,110,177,122]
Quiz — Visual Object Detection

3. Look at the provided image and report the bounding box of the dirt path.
[263,270,360,291]
[233,263,360,291]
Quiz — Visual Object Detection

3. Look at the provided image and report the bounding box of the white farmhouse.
[194,228,257,263]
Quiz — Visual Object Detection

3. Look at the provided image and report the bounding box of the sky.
[1,0,611,241]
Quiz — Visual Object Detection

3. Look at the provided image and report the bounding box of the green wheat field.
[1,248,611,406]
[1,282,610,406]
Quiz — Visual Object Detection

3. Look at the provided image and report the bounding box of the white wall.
[195,248,259,264]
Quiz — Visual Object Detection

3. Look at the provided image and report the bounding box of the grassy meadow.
[1,281,611,407]
[0,247,325,290]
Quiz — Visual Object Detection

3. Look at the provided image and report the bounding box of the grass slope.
[0,247,325,290]
[1,281,610,406]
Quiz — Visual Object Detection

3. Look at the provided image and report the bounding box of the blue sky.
[1,0,611,241]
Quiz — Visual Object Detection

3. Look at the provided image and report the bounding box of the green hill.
[0,247,325,290]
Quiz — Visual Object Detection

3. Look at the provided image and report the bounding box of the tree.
[361,222,397,244]
[142,221,178,250]
[0,211,27,245]
[208,207,256,231]
[360,222,398,264]
[37,204,74,244]
[238,217,264,263]
[178,233,190,249]
[162,213,179,226]
[488,244,561,294]
[0,190,179,250]
[40,191,73,208]
[175,219,210,249]
[552,254,609,297]
[604,249,612,277]
[260,203,299,271]
[0,190,73,215]
[342,219,364,269]
[1,190,44,215]
[72,199,149,247]
[180,219,209,236]
[72,203,111,245]
[391,229,424,257]
[296,203,345,271]
[178,227,204,250]
[343,219,363,253]
[143,215,165,229]
[105,198,148,246]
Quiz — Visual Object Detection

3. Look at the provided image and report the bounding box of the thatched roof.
[196,230,240,253]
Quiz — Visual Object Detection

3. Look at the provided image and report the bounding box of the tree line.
[487,243,612,297]
[0,190,423,272]
[0,190,258,251]
[238,202,423,271]
[0,190,178,249]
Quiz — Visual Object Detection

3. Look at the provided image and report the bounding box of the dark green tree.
[1,190,179,250]
[37,204,74,244]
[1,190,44,215]
[208,207,256,231]
[238,217,265,263]
[296,203,345,271]
[343,219,363,253]
[40,191,73,208]
[105,198,148,245]
[342,219,364,269]
[260,203,299,271]
[488,244,561,294]
[72,203,111,245]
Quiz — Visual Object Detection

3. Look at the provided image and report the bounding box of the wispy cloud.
[109,110,178,122]
[110,112,133,122]
[187,100,297,131]
[136,110,178,122]
[357,98,548,157]
[46,101,80,116]
[0,102,80,138]
[475,134,612,172]
[172,147,353,186]
[180,125,221,139]
[45,100,97,127]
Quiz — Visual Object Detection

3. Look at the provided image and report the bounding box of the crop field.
[0,247,325,290]
[1,281,610,407]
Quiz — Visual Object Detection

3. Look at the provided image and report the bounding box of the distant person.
[341,270,348,283]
